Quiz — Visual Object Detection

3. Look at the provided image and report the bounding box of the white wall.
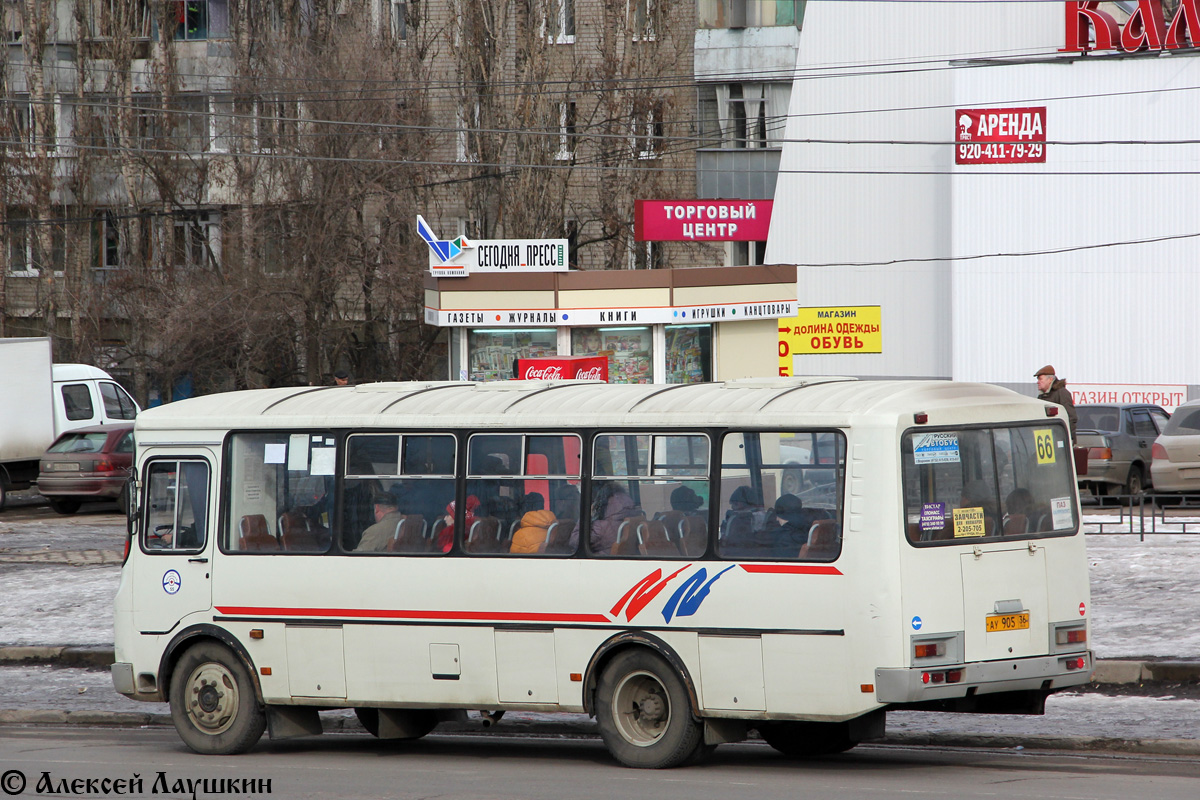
[769,1,1200,384]
[951,56,1200,387]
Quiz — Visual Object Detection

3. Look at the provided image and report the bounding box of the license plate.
[985,612,1030,632]
[50,463,80,472]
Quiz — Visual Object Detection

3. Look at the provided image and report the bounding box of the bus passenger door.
[133,458,214,635]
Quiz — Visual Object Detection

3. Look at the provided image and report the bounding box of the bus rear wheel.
[757,721,858,757]
[595,649,704,769]
[169,641,265,755]
[353,707,438,740]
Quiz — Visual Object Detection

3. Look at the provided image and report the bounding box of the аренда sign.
[955,108,1046,165]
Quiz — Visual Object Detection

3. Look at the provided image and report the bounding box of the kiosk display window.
[572,327,652,384]
[665,324,712,384]
[468,329,557,381]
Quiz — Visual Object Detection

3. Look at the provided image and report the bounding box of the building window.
[87,0,152,38]
[6,217,65,276]
[172,211,219,270]
[628,239,663,270]
[4,3,22,42]
[697,0,805,30]
[631,100,664,159]
[257,97,298,152]
[94,211,156,278]
[76,95,120,150]
[209,95,234,153]
[389,0,407,40]
[3,95,33,148]
[99,211,122,271]
[664,325,712,384]
[174,1,208,40]
[630,0,657,40]
[468,329,557,382]
[556,101,576,161]
[456,99,481,163]
[698,83,790,150]
[731,240,767,266]
[572,327,652,383]
[543,0,575,43]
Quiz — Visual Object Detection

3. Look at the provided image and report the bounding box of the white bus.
[112,378,1092,768]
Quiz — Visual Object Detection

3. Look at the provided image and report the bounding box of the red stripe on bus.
[739,564,843,576]
[215,606,611,624]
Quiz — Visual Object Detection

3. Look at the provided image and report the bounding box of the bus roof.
[133,378,1053,433]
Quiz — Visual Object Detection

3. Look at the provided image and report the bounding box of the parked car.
[1151,399,1200,498]
[36,424,135,515]
[1075,403,1170,501]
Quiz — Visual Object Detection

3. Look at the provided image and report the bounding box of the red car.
[37,424,134,514]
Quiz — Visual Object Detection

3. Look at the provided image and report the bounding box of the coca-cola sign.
[575,366,605,381]
[523,365,564,380]
[1063,0,1200,52]
[516,356,608,382]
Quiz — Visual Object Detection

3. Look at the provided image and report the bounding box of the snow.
[0,566,118,647]
[1,513,1199,658]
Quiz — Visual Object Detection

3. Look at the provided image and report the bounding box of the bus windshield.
[902,423,1077,543]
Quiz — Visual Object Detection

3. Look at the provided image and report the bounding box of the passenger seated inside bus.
[1002,487,1035,535]
[510,492,556,554]
[437,495,481,553]
[354,491,405,552]
[769,493,818,554]
[720,485,770,556]
[278,477,331,551]
[569,480,641,554]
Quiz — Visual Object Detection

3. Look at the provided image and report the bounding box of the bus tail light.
[1056,629,1087,645]
[1087,447,1111,461]
[922,669,962,685]
[1064,657,1087,670]
[914,643,944,658]
[1153,442,1169,462]
[914,412,928,424]
[122,536,131,564]
[1045,406,1059,417]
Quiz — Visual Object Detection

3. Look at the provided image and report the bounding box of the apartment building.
[1,0,731,397]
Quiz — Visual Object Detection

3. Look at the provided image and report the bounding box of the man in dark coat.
[1035,365,1078,441]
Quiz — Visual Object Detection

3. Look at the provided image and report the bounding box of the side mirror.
[126,475,141,539]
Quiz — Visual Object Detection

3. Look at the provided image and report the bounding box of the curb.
[4,648,1198,686]
[1,708,1197,757]
[0,646,116,669]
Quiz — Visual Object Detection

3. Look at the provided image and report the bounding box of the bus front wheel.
[757,721,858,757]
[169,642,265,755]
[595,649,704,769]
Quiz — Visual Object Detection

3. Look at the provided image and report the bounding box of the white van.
[0,337,141,509]
[52,363,140,432]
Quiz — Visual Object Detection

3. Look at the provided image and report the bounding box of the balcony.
[697,0,805,30]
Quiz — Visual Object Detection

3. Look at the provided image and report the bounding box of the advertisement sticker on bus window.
[919,502,946,532]
[288,433,309,470]
[1051,496,1073,530]
[913,432,960,464]
[1034,428,1056,465]
[264,443,286,464]
[952,506,987,538]
[311,447,336,476]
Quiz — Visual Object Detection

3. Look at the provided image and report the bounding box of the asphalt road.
[2,726,1199,800]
